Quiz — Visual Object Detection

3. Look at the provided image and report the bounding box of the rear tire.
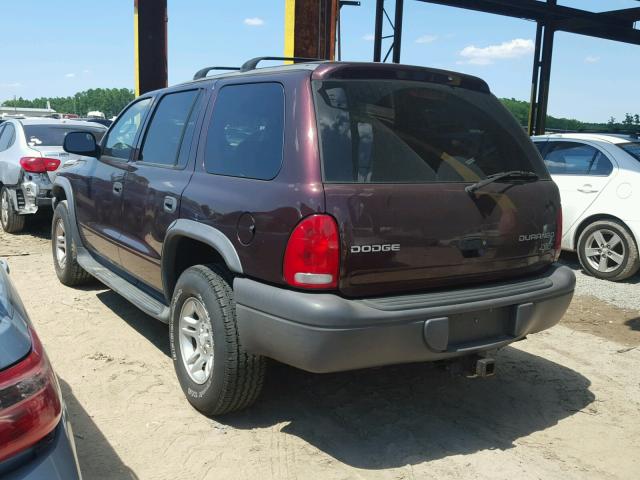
[1,186,26,234]
[577,219,640,281]
[52,201,92,286]
[170,264,266,416]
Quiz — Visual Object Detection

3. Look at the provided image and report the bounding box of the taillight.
[283,214,340,289]
[554,207,563,261]
[0,327,62,463]
[19,157,61,173]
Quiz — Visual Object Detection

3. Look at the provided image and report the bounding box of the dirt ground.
[2,215,639,480]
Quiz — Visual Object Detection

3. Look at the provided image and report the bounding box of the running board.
[77,250,170,323]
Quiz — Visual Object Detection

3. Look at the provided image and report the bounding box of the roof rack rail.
[193,66,241,80]
[240,56,324,72]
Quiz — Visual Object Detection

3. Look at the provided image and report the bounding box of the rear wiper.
[465,170,538,194]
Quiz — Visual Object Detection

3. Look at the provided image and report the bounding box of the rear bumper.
[235,264,575,373]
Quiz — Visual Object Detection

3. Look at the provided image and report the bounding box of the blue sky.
[0,0,638,122]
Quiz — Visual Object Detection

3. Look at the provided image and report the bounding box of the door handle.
[577,184,598,194]
[113,182,123,195]
[163,196,177,213]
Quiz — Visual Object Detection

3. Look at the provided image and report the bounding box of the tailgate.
[313,72,558,297]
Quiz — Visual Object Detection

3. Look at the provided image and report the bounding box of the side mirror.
[63,131,99,157]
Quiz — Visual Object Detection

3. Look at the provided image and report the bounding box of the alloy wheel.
[1,189,9,227]
[54,219,67,269]
[583,228,626,273]
[179,297,214,384]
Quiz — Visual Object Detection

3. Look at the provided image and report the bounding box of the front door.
[542,140,616,241]
[118,89,203,292]
[74,97,153,266]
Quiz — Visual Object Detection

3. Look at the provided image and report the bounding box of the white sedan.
[0,117,106,233]
[532,133,640,281]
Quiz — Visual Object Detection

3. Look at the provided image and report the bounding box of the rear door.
[542,140,616,236]
[74,98,152,266]
[313,78,559,297]
[118,88,204,292]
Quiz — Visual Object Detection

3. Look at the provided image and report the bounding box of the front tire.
[577,219,640,281]
[170,265,266,416]
[52,201,92,286]
[1,186,26,233]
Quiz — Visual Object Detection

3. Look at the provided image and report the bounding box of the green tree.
[2,88,134,118]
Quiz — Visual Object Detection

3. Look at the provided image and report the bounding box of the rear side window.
[313,79,547,183]
[0,124,15,151]
[544,142,612,176]
[204,83,284,180]
[619,142,640,161]
[23,125,105,147]
[139,90,200,167]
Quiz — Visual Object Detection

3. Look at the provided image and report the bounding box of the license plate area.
[448,307,512,347]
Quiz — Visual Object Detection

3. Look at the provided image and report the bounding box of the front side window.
[313,79,548,183]
[23,125,106,147]
[103,98,152,160]
[544,142,611,176]
[139,90,200,167]
[204,83,284,180]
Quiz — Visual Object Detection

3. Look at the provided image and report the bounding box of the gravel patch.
[560,252,640,311]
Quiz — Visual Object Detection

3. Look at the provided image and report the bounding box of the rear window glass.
[204,83,284,180]
[23,125,106,147]
[619,142,640,161]
[313,80,548,183]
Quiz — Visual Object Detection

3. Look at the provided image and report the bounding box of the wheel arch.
[573,213,638,250]
[162,220,243,301]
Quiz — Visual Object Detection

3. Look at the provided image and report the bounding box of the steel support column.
[284,0,338,60]
[528,0,557,136]
[373,0,404,63]
[373,0,384,62]
[392,0,404,63]
[134,0,168,96]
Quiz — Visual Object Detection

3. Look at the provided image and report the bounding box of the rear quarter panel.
[180,70,325,285]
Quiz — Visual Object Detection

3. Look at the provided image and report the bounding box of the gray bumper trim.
[235,265,575,373]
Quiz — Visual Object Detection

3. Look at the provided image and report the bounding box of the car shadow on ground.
[625,318,640,331]
[218,348,594,469]
[95,290,170,356]
[58,378,138,479]
[90,286,595,470]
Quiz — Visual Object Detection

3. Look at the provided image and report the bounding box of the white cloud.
[243,17,264,26]
[0,82,21,88]
[585,55,600,63]
[362,33,374,41]
[459,38,534,65]
[65,73,76,78]
[82,69,91,74]
[415,34,437,44]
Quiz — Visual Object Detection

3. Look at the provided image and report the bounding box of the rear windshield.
[313,79,548,183]
[619,142,640,161]
[23,125,106,147]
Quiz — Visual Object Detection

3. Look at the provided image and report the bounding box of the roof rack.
[193,66,241,80]
[240,56,324,72]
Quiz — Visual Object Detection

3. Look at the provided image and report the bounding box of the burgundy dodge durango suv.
[51,57,575,415]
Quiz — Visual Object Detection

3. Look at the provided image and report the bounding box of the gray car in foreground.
[0,260,82,479]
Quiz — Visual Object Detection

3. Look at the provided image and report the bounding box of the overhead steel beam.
[134,0,168,96]
[284,0,338,60]
[415,0,640,45]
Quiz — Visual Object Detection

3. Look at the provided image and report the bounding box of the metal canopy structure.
[372,0,640,135]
